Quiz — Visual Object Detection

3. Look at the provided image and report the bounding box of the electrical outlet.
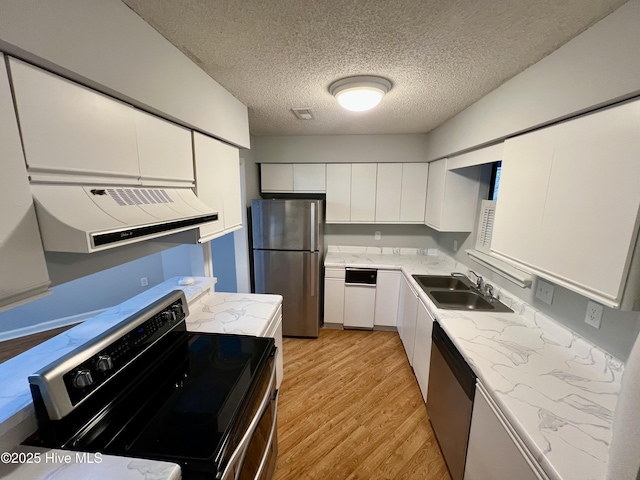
[140,277,148,287]
[585,301,603,329]
[453,240,458,252]
[535,279,555,305]
[374,231,381,240]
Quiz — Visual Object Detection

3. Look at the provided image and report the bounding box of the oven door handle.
[220,358,277,480]
[253,389,279,480]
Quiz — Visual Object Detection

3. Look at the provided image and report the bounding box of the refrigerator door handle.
[310,202,316,252]
[310,253,316,297]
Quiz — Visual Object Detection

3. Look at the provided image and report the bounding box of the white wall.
[253,134,428,164]
[0,0,249,148]
[325,224,438,250]
[0,252,165,335]
[426,0,640,160]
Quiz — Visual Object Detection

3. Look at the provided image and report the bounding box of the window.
[488,161,502,201]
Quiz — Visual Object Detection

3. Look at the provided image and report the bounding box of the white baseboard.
[0,308,108,343]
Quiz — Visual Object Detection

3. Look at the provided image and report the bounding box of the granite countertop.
[325,246,623,480]
[0,276,215,463]
[186,292,283,336]
[0,445,181,480]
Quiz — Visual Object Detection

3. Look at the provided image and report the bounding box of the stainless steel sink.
[412,274,513,313]
[427,290,513,313]
[412,275,470,291]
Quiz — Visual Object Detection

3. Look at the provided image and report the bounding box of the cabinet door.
[351,163,377,223]
[0,60,50,310]
[324,277,345,326]
[440,165,481,232]
[399,276,419,365]
[374,270,402,327]
[491,128,555,268]
[424,159,446,228]
[261,164,293,192]
[135,109,194,186]
[221,146,243,232]
[293,164,326,192]
[326,164,352,223]
[537,104,640,304]
[343,285,376,329]
[465,385,543,480]
[400,163,429,223]
[375,164,402,223]
[413,299,434,401]
[9,58,139,184]
[492,100,640,308]
[193,133,232,240]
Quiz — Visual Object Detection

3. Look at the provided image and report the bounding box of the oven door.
[221,357,278,480]
[238,390,278,480]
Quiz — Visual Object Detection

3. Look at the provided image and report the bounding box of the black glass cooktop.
[33,332,274,475]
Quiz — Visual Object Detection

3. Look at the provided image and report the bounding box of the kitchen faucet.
[467,270,484,291]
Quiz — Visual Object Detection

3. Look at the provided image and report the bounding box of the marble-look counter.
[325,246,623,480]
[0,445,181,480]
[186,292,283,336]
[0,277,215,454]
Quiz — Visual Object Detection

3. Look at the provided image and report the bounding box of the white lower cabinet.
[324,268,345,327]
[264,308,284,389]
[343,284,376,329]
[465,383,547,480]
[398,275,419,365]
[374,270,401,327]
[412,299,434,401]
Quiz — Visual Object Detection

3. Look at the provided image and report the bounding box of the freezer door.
[253,250,320,337]
[251,199,319,251]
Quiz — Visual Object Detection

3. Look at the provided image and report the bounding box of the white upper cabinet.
[351,163,377,223]
[261,164,326,193]
[326,164,352,223]
[293,164,326,192]
[134,110,194,186]
[261,164,294,193]
[375,164,403,223]
[193,133,242,242]
[492,99,640,309]
[9,58,139,184]
[400,163,429,223]
[425,158,481,232]
[0,59,50,311]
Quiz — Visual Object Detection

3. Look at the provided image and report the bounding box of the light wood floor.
[274,328,451,480]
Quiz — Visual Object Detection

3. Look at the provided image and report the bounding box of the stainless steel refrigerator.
[251,199,323,338]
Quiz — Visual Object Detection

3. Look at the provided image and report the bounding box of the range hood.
[31,185,218,253]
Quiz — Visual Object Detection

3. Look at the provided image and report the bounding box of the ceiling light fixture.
[329,75,392,112]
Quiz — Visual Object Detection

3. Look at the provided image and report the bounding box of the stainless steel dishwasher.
[426,321,477,480]
[343,267,377,329]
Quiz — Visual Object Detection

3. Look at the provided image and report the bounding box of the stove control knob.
[172,304,184,319]
[160,311,174,323]
[73,369,94,389]
[96,354,113,372]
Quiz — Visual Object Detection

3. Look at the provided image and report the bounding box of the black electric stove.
[27,291,278,480]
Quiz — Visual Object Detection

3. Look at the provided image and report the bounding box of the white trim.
[466,249,532,288]
[447,143,504,170]
[0,308,108,343]
[202,241,214,277]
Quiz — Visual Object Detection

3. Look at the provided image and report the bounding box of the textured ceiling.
[122,0,627,136]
